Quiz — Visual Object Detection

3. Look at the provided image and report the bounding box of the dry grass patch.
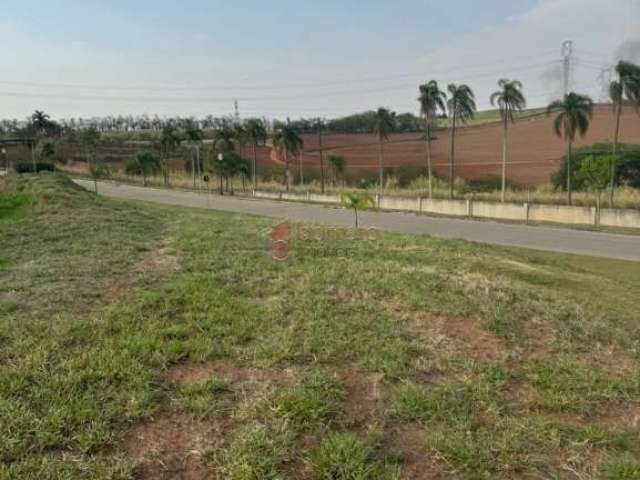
[124,414,223,480]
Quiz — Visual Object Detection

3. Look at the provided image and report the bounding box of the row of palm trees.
[196,57,638,203]
[408,60,640,205]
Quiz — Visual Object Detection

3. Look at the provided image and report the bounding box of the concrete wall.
[600,208,640,229]
[281,192,307,202]
[254,191,281,200]
[472,201,526,221]
[253,190,640,229]
[378,196,421,212]
[308,193,340,204]
[421,198,469,217]
[528,204,596,226]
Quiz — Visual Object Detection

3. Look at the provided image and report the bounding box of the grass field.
[2,173,640,479]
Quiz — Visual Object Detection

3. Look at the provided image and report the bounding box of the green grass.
[1,172,640,479]
[268,369,345,429]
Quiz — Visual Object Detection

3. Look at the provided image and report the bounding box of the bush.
[14,162,55,173]
[124,159,143,176]
[552,143,640,191]
[460,175,518,194]
[89,164,111,180]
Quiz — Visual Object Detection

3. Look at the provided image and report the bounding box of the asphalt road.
[74,179,640,262]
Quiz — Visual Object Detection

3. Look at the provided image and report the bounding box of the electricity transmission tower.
[562,40,573,96]
[234,99,240,123]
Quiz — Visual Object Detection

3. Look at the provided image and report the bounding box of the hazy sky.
[1,0,639,120]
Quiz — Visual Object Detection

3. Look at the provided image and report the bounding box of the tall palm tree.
[233,123,247,156]
[212,125,236,153]
[446,84,476,198]
[490,79,527,202]
[272,122,303,192]
[244,118,267,190]
[547,93,594,205]
[328,154,346,186]
[317,118,326,193]
[184,123,204,188]
[373,107,395,190]
[31,110,51,134]
[418,81,447,198]
[609,61,640,205]
[159,125,181,187]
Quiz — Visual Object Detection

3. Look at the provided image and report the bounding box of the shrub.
[89,164,111,180]
[460,175,518,194]
[14,162,55,173]
[552,143,640,190]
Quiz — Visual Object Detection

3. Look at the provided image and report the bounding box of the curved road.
[75,179,640,262]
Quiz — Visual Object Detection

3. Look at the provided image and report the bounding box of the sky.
[1,0,639,120]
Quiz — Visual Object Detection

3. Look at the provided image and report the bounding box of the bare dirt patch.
[386,424,443,479]
[521,320,556,362]
[164,360,297,387]
[124,414,222,480]
[102,245,179,300]
[330,366,385,425]
[590,403,640,430]
[409,312,506,361]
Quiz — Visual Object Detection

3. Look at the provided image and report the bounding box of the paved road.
[75,179,640,262]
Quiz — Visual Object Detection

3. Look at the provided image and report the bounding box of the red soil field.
[257,105,640,186]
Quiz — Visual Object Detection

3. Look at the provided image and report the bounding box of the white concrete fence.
[253,190,640,229]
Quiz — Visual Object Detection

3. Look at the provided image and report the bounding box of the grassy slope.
[1,173,640,479]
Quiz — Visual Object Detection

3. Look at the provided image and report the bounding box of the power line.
[0,50,560,93]
[0,61,561,104]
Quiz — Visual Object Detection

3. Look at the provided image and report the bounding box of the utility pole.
[234,99,240,123]
[562,40,573,96]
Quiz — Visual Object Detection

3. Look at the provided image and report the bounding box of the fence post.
[467,199,473,218]
[524,203,530,223]
[375,194,380,209]
[418,196,423,213]
[306,191,310,201]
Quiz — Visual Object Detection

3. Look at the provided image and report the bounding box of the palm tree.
[447,84,476,198]
[272,122,303,192]
[212,125,236,153]
[159,125,180,187]
[317,118,326,193]
[609,61,640,205]
[244,118,267,190]
[31,110,51,134]
[490,79,527,202]
[184,123,204,188]
[212,126,237,193]
[328,154,346,186]
[547,93,594,205]
[418,81,447,198]
[126,151,161,187]
[233,123,247,156]
[340,191,374,228]
[373,107,395,190]
[79,127,101,193]
[30,110,55,172]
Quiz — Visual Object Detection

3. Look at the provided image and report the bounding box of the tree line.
[5,59,640,205]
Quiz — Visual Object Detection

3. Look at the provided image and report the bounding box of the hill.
[2,172,640,478]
